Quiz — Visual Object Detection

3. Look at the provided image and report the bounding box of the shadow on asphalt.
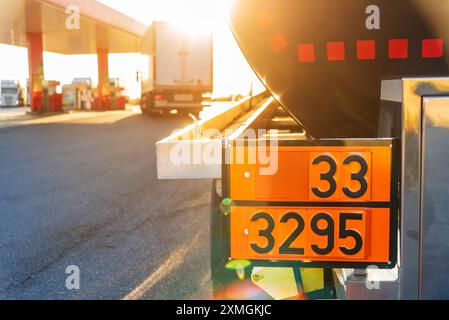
[0,112,212,300]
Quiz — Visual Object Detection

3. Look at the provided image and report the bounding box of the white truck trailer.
[0,80,22,107]
[140,21,213,116]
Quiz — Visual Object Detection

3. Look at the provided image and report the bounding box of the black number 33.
[312,154,368,199]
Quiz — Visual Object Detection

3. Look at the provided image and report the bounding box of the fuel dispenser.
[93,78,126,110]
[62,78,93,111]
[109,78,126,110]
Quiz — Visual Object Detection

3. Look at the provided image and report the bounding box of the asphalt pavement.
[0,108,212,300]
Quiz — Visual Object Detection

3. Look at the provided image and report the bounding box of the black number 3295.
[250,211,364,256]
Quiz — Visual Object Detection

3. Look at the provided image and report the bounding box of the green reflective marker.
[226,260,251,280]
[221,198,232,216]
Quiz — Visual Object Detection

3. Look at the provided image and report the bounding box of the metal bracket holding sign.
[156,92,270,180]
[222,139,400,269]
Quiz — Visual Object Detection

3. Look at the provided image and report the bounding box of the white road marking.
[122,231,203,300]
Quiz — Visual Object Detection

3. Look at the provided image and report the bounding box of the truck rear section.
[140,22,213,116]
[141,88,210,116]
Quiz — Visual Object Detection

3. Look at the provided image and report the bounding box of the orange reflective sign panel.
[225,140,399,268]
[230,145,391,202]
[230,207,389,263]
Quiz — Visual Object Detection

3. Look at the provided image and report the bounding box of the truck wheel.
[140,105,150,115]
[210,180,270,300]
[140,94,156,116]
[141,105,161,117]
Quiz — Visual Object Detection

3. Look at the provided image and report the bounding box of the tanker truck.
[156,0,449,300]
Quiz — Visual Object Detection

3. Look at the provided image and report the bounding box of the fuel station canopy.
[0,0,147,54]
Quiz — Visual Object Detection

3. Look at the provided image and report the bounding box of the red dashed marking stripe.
[327,41,346,61]
[423,39,444,58]
[269,33,444,62]
[389,39,409,59]
[269,32,288,53]
[297,44,316,62]
[357,40,376,60]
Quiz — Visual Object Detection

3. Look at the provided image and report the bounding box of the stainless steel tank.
[229,0,449,137]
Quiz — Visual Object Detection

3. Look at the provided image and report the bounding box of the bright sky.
[0,0,261,99]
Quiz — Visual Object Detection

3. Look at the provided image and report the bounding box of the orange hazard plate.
[230,207,390,264]
[228,143,395,203]
[224,139,399,268]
